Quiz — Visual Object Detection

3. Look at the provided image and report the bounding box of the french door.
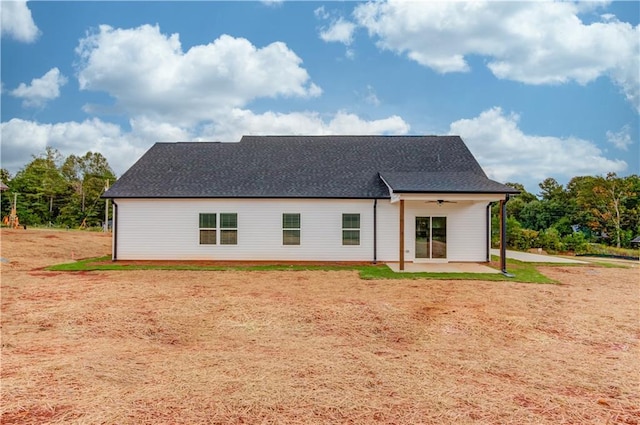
[415,216,447,260]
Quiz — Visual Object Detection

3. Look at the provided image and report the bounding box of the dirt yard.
[1,229,638,424]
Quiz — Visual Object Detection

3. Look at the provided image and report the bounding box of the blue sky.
[1,0,638,193]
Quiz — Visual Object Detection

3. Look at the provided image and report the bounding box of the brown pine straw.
[1,229,638,424]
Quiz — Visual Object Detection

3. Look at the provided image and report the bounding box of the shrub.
[562,232,588,254]
[539,228,564,253]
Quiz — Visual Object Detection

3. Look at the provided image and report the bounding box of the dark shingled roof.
[103,135,518,199]
[379,171,517,193]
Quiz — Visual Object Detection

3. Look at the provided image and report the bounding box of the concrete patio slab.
[490,249,588,264]
[386,262,500,273]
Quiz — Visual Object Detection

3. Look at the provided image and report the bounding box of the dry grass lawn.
[1,228,639,424]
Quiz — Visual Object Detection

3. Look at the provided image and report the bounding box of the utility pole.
[9,193,17,228]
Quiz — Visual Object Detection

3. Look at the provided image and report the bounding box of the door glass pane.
[415,217,430,258]
[432,217,447,259]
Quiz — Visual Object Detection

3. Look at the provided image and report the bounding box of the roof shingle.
[103,135,518,199]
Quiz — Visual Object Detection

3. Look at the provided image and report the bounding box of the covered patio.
[386,261,500,273]
[379,170,518,274]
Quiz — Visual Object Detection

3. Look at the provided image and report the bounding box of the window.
[342,213,360,245]
[282,213,300,245]
[199,213,237,245]
[220,213,237,245]
[199,213,217,245]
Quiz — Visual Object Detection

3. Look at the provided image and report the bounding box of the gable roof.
[103,135,518,199]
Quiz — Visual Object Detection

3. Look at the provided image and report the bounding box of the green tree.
[8,149,117,227]
[0,168,12,219]
[530,178,576,236]
[504,182,536,224]
[575,173,636,248]
[10,148,70,225]
[59,152,116,227]
[0,168,11,184]
[538,177,565,201]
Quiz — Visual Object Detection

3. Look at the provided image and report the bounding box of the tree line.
[495,174,639,252]
[1,148,116,228]
[1,149,638,250]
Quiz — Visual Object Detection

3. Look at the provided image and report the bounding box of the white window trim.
[282,213,301,246]
[342,213,360,246]
[199,213,217,245]
[220,213,238,245]
[199,212,238,246]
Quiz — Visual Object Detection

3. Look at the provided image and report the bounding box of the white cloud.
[449,107,627,187]
[1,110,410,176]
[0,23,413,176]
[354,0,639,111]
[320,17,356,45]
[606,125,633,151]
[314,6,329,20]
[10,68,68,108]
[201,109,410,143]
[261,0,283,7]
[363,85,380,106]
[0,0,39,43]
[0,118,149,176]
[75,24,322,126]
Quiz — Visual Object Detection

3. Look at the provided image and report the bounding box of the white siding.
[375,200,399,262]
[115,199,377,261]
[113,198,490,262]
[402,201,489,262]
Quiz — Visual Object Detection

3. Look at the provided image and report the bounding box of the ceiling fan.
[424,200,458,205]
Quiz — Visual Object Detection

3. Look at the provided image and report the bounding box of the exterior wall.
[115,198,378,261]
[375,200,399,262]
[113,198,490,262]
[402,200,490,262]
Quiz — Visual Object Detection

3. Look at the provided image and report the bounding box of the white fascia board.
[378,173,398,202]
[396,193,507,202]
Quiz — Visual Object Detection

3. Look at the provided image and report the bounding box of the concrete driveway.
[490,249,588,264]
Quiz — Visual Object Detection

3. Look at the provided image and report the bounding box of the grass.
[581,243,639,258]
[47,256,557,284]
[360,260,556,283]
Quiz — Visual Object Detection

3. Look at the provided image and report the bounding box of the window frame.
[282,213,301,246]
[199,213,217,245]
[219,213,238,245]
[342,213,360,246]
[199,212,238,245]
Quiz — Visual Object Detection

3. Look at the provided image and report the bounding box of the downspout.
[500,195,514,277]
[373,199,377,264]
[399,199,405,271]
[486,202,494,262]
[112,200,118,261]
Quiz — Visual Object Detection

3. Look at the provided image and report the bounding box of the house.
[102,136,519,271]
